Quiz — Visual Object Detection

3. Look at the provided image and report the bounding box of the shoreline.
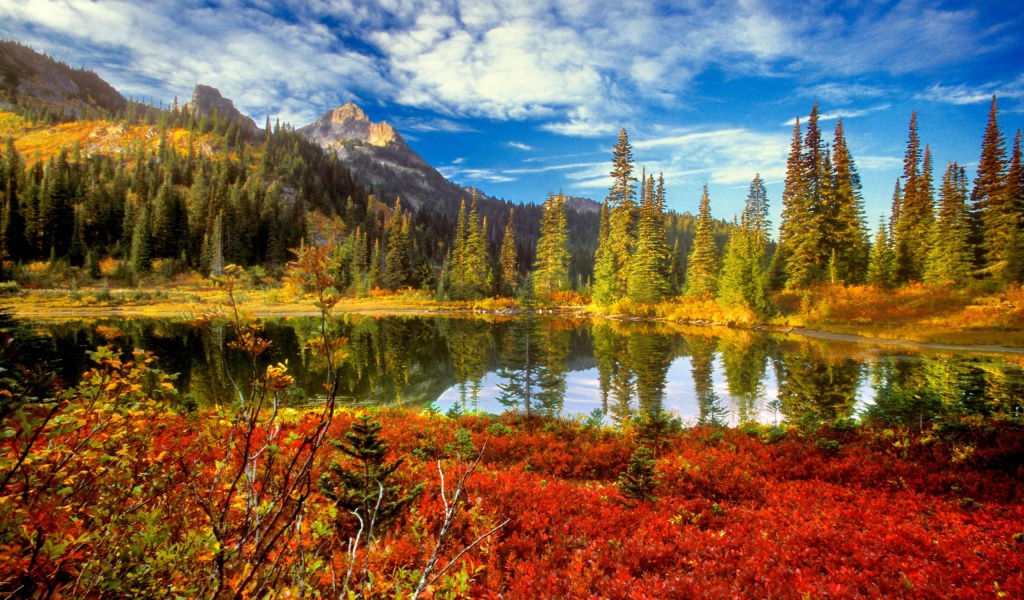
[8,292,1024,355]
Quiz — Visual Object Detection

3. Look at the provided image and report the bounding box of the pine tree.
[67,208,86,267]
[499,208,518,296]
[617,445,659,502]
[592,201,617,305]
[684,185,718,296]
[627,173,671,303]
[383,199,412,290]
[718,176,770,315]
[742,173,771,249]
[829,120,869,283]
[894,113,933,283]
[129,202,152,273]
[318,414,425,537]
[779,116,819,288]
[605,128,637,296]
[866,219,894,287]
[971,97,1014,280]
[533,193,570,300]
[924,162,973,285]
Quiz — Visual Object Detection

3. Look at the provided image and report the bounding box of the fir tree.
[129,202,152,273]
[499,208,518,296]
[894,113,933,283]
[718,176,770,315]
[829,120,869,283]
[318,414,425,537]
[605,128,637,297]
[617,445,659,502]
[592,201,617,305]
[684,185,718,296]
[924,163,973,285]
[383,199,412,290]
[971,97,1014,279]
[627,173,671,303]
[866,219,894,287]
[533,192,570,300]
[779,117,818,288]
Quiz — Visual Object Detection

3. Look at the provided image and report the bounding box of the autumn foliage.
[2,356,1023,598]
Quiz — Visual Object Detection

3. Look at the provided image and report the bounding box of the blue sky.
[2,0,1023,232]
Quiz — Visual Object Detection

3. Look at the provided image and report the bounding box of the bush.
[0,281,20,297]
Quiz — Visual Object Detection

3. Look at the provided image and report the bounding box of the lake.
[23,315,1024,427]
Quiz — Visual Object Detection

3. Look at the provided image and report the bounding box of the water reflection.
[26,316,1024,426]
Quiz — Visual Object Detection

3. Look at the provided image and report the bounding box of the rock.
[185,84,259,131]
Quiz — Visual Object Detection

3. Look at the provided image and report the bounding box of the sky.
[2,0,1024,231]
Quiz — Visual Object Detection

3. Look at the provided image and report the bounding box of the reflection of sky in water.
[437,356,902,424]
[437,355,794,424]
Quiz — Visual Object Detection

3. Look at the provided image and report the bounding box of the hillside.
[0,40,126,120]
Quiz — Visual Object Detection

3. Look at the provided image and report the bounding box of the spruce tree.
[606,128,637,297]
[866,219,894,287]
[684,185,718,296]
[894,113,933,283]
[592,201,617,305]
[383,199,411,290]
[627,173,671,303]
[829,120,869,283]
[971,97,1014,280]
[499,208,518,296]
[533,193,570,300]
[924,163,973,285]
[319,414,425,537]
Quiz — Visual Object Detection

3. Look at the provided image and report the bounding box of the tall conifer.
[499,208,518,296]
[924,163,973,285]
[627,173,671,303]
[684,185,718,296]
[972,97,1014,279]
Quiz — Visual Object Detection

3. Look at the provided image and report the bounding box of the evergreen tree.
[627,173,671,303]
[605,128,637,297]
[742,173,771,249]
[129,202,152,273]
[499,207,518,296]
[67,208,86,267]
[828,120,869,283]
[778,117,818,288]
[971,97,1014,280]
[866,219,895,287]
[718,176,770,315]
[894,114,933,283]
[318,414,425,537]
[924,163,973,285]
[496,277,538,416]
[0,139,27,263]
[592,201,617,305]
[383,199,412,290]
[533,192,570,300]
[617,445,659,502]
[684,185,718,296]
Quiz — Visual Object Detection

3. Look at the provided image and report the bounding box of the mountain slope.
[0,40,126,118]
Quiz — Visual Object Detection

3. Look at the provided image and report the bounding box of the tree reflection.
[773,343,861,424]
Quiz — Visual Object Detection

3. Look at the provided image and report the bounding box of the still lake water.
[28,315,1024,426]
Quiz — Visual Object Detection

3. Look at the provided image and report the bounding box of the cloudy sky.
[3,0,1023,228]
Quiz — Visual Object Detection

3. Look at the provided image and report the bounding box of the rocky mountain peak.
[301,101,407,150]
[186,84,258,130]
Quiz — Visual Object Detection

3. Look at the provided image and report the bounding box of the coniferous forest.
[2,33,1024,600]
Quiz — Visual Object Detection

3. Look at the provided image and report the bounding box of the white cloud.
[798,83,892,105]
[915,76,1024,105]
[389,116,477,133]
[781,104,892,127]
[0,0,1008,131]
[506,141,534,151]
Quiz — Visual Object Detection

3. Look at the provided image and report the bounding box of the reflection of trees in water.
[440,319,493,413]
[689,337,729,426]
[593,322,677,428]
[718,332,771,424]
[772,345,861,423]
[867,353,1023,425]
[495,314,570,418]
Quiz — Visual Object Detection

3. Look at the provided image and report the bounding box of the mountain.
[184,84,260,131]
[0,40,126,118]
[298,102,494,215]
